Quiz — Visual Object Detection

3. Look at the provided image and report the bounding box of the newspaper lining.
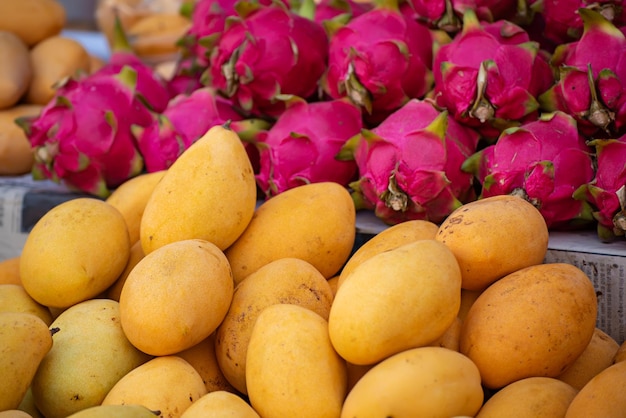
[0,184,29,260]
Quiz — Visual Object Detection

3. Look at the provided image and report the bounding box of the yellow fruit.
[31,299,150,418]
[215,257,334,394]
[176,334,237,394]
[429,316,462,352]
[126,13,191,59]
[106,240,145,302]
[102,356,207,418]
[340,346,483,418]
[140,125,256,254]
[614,340,626,363]
[0,284,52,325]
[17,387,42,418]
[460,263,598,389]
[337,219,438,289]
[435,195,549,290]
[25,35,91,105]
[0,312,52,411]
[458,288,483,323]
[225,182,356,284]
[20,198,130,308]
[66,404,159,418]
[0,411,33,418]
[0,105,43,175]
[565,361,626,417]
[246,304,347,418]
[119,239,233,356]
[180,391,260,418]
[0,0,65,47]
[476,377,578,418]
[329,239,461,365]
[0,31,32,110]
[106,170,166,245]
[557,327,620,390]
[0,256,21,285]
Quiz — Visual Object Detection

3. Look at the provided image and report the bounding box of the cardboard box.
[355,210,626,345]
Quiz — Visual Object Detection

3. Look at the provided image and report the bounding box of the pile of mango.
[1,125,626,418]
[0,0,103,176]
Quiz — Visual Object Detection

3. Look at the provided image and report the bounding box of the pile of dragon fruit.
[17,0,626,241]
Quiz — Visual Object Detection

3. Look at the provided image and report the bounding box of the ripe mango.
[31,299,151,418]
[246,304,347,418]
[140,125,256,253]
[0,312,52,411]
[225,181,356,284]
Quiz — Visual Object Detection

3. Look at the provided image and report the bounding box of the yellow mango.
[31,299,150,418]
[25,36,91,105]
[17,387,43,418]
[127,13,191,60]
[0,312,52,411]
[436,194,549,290]
[119,239,233,356]
[102,356,207,418]
[557,327,620,390]
[0,411,33,418]
[0,105,43,175]
[140,125,256,254]
[0,256,21,285]
[225,182,356,284]
[0,284,52,325]
[215,257,334,394]
[180,391,259,418]
[66,405,159,418]
[329,239,462,365]
[341,346,483,418]
[20,198,130,308]
[106,240,145,302]
[460,263,598,389]
[614,339,626,363]
[565,360,626,417]
[0,0,65,46]
[0,31,32,109]
[338,219,438,288]
[429,316,462,352]
[246,304,347,418]
[476,377,578,418]
[106,170,166,245]
[176,333,237,394]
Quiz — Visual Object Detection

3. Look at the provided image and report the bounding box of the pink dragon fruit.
[538,8,626,138]
[204,2,329,118]
[338,98,481,224]
[574,134,626,241]
[534,0,625,45]
[16,67,148,197]
[133,87,269,172]
[254,98,362,198]
[93,16,170,113]
[321,0,433,126]
[400,0,518,32]
[462,111,595,229]
[312,0,373,23]
[432,9,554,140]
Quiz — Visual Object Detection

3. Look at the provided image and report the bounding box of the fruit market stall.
[2,0,626,417]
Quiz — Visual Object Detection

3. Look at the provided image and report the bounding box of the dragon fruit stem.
[469,61,495,123]
[586,63,615,133]
[382,171,409,212]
